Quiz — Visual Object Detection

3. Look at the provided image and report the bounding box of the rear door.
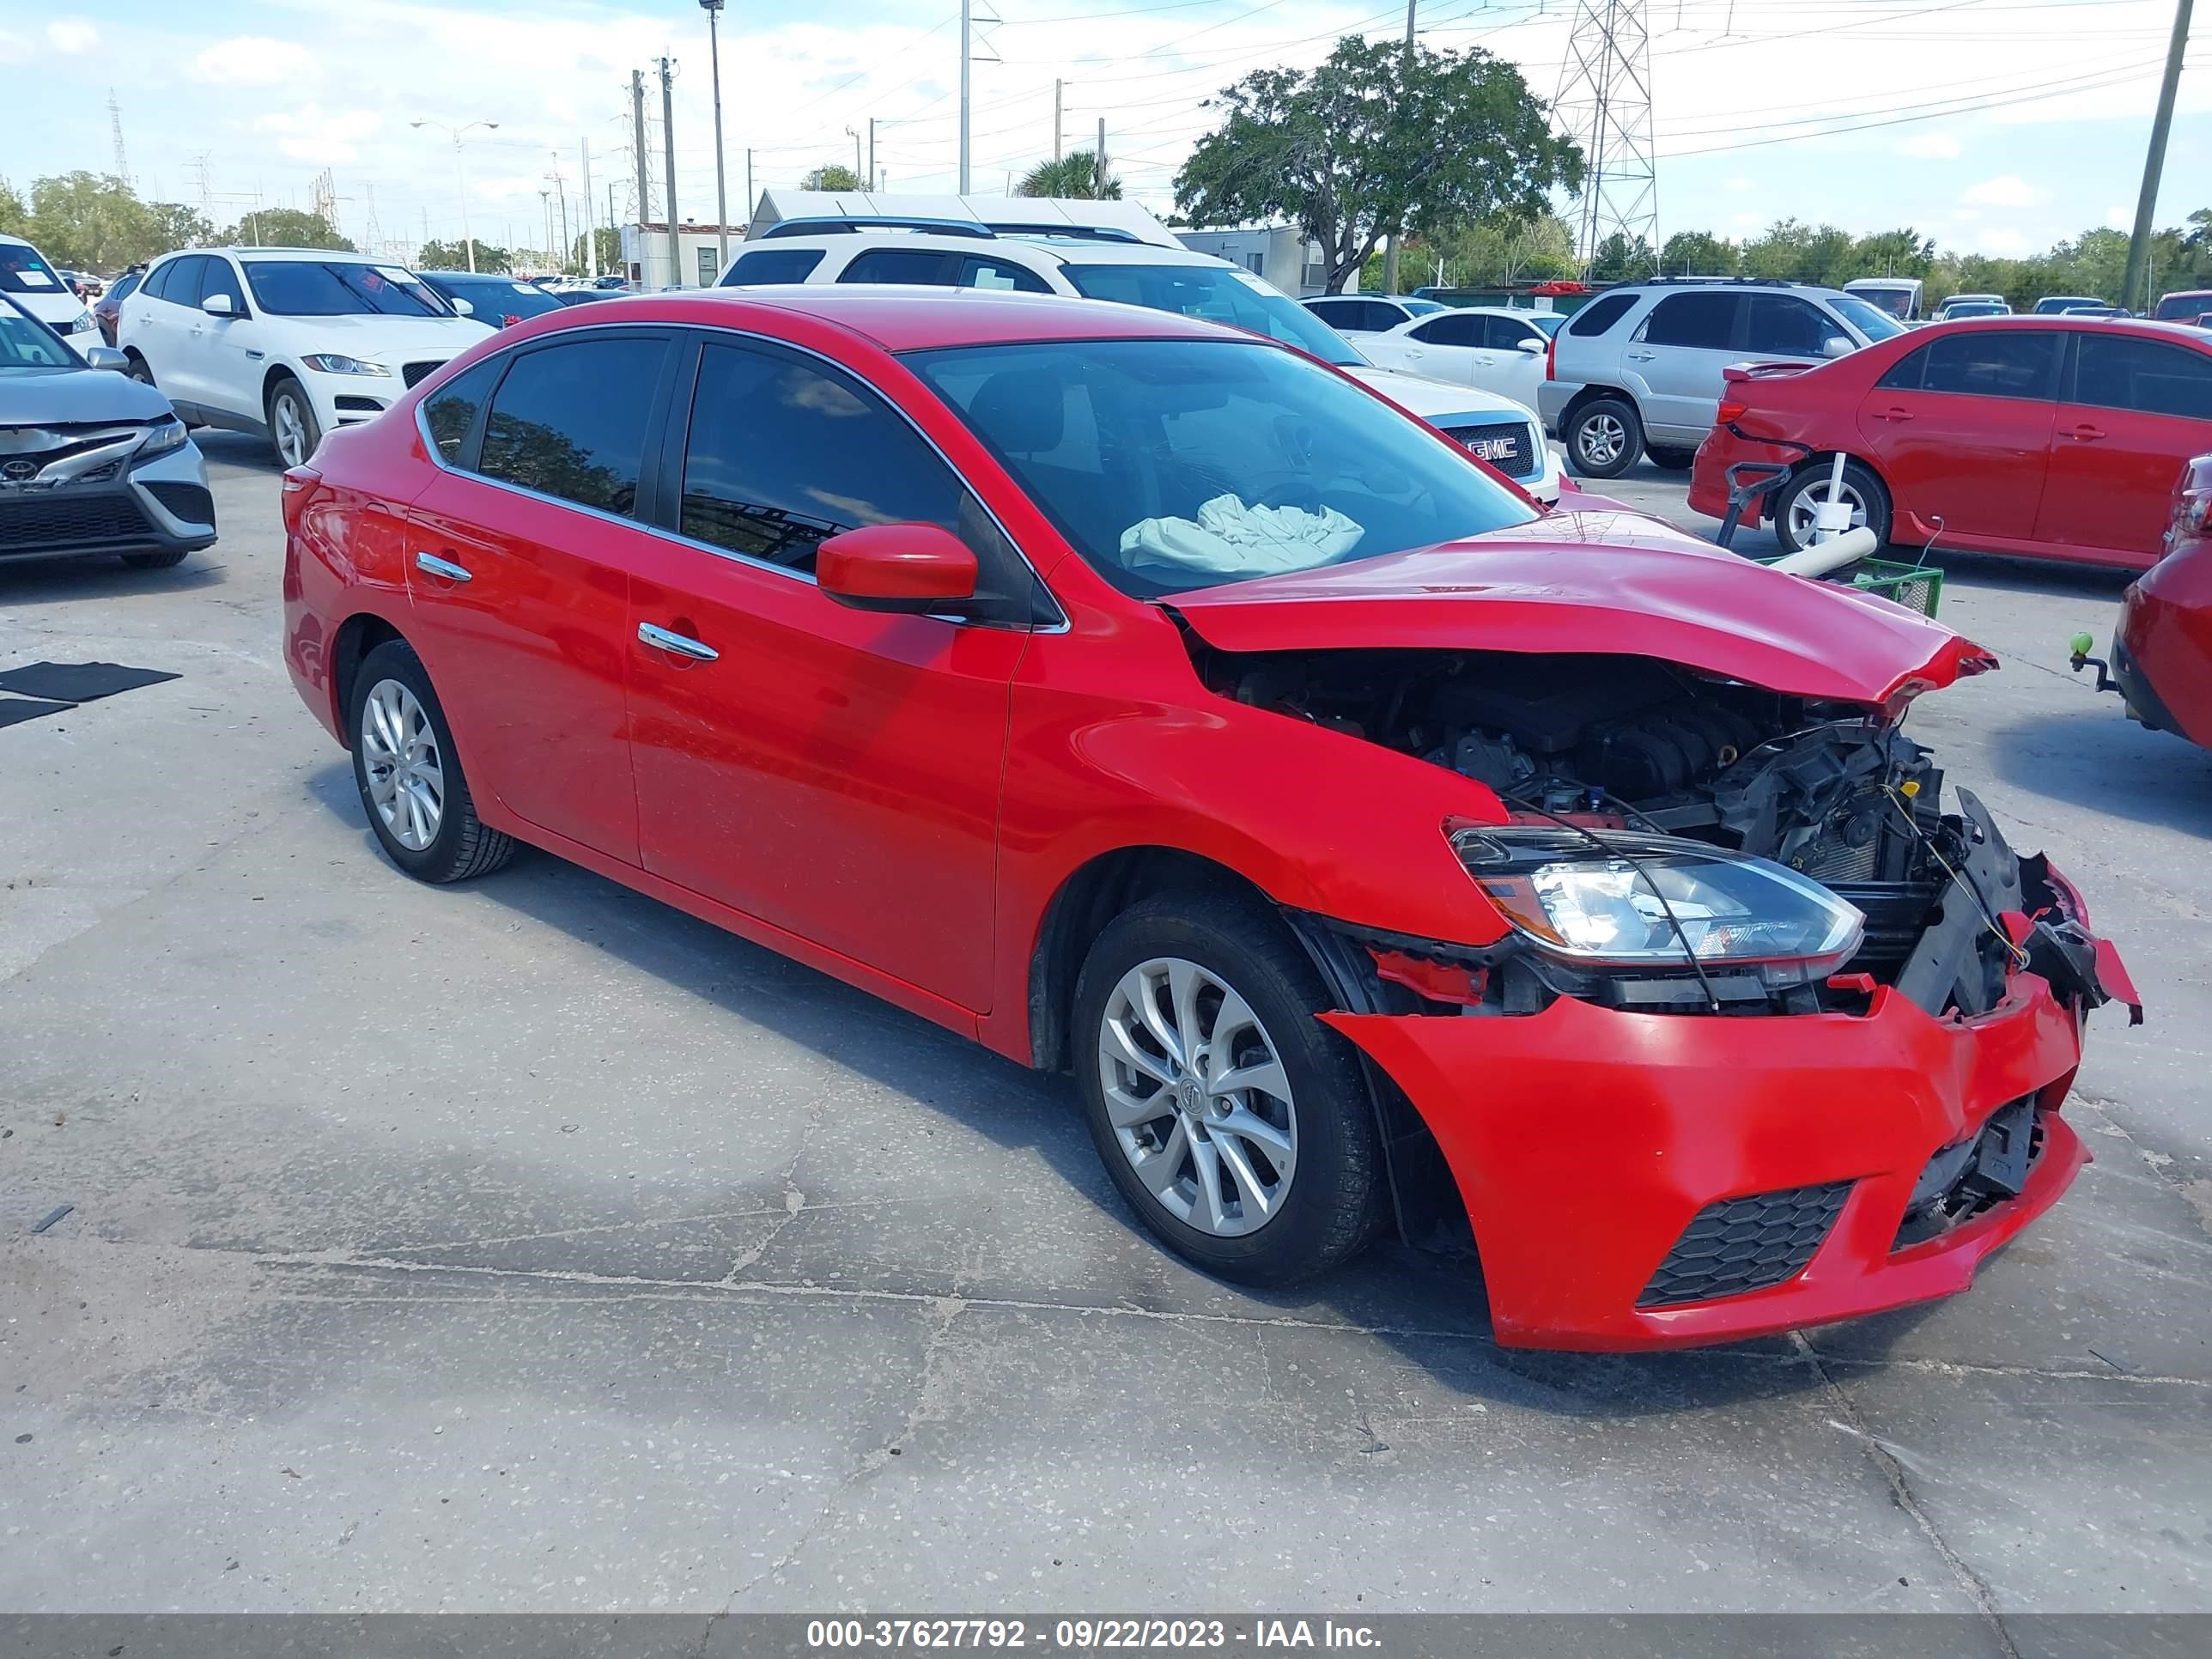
[1628,290,1742,441]
[1854,329,2062,544]
[2034,331,2212,565]
[404,331,680,863]
[1381,310,1482,382]
[141,256,211,408]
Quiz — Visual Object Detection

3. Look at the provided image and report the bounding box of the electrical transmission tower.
[1553,0,1658,275]
[107,88,130,185]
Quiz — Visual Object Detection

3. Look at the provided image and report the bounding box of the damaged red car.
[281,289,2138,1351]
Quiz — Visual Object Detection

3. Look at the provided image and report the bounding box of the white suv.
[118,247,494,465]
[2,233,103,359]
[719,218,1562,501]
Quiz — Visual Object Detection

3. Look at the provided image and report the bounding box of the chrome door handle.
[638,622,718,662]
[414,551,472,582]
[1626,349,1656,361]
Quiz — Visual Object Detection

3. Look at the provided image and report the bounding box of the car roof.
[1929,314,2208,341]
[733,233,1226,274]
[194,247,392,263]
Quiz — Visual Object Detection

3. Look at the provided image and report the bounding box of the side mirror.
[451,296,476,317]
[816,523,978,614]
[200,293,235,318]
[1516,336,1547,354]
[83,345,130,373]
[1822,337,1854,359]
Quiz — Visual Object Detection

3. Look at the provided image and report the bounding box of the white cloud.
[1898,132,1961,161]
[253,106,381,165]
[1977,227,2033,257]
[1962,174,2047,209]
[0,30,31,65]
[46,20,99,53]
[193,36,319,87]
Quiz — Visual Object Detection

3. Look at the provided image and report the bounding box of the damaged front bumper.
[1322,846,2138,1352]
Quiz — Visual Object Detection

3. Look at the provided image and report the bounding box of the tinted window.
[0,241,67,296]
[422,275,562,322]
[840,249,953,286]
[721,247,827,286]
[140,258,183,304]
[1303,298,1359,328]
[0,297,77,369]
[1565,293,1638,337]
[1745,295,1845,356]
[958,255,1051,294]
[1411,313,1481,347]
[678,342,964,573]
[1881,331,2060,398]
[1061,263,1360,366]
[1642,291,1737,349]
[421,356,504,464]
[2073,335,2212,419]
[245,261,451,317]
[156,257,207,307]
[195,258,244,312]
[477,337,666,514]
[2154,292,2212,322]
[107,270,143,304]
[906,337,1537,599]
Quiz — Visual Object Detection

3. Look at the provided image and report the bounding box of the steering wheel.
[1255,479,1325,512]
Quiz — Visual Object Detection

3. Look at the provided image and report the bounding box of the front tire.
[1772,459,1892,555]
[266,374,321,469]
[1073,893,1382,1286]
[347,640,515,884]
[1567,396,1643,478]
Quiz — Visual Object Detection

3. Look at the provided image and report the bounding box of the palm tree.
[1018,151,1121,200]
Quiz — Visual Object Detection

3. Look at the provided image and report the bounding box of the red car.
[1690,316,2212,570]
[282,289,2137,1351]
[2080,453,2212,746]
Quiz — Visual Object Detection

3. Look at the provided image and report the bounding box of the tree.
[800,164,865,192]
[0,177,26,239]
[571,227,620,273]
[147,201,213,254]
[1661,229,1740,276]
[417,239,511,273]
[1588,232,1656,282]
[1176,36,1581,292]
[1018,150,1122,200]
[25,172,171,269]
[216,207,355,251]
[1850,228,1935,279]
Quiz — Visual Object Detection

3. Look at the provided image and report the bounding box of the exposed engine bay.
[1195,646,2120,1021]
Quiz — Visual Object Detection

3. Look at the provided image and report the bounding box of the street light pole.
[701,0,730,279]
[410,118,500,272]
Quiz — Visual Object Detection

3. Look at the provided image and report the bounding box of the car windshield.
[2154,292,2212,320]
[0,296,77,369]
[1525,313,1565,336]
[1949,303,2006,318]
[244,260,453,318]
[905,337,1538,599]
[1826,295,1907,340]
[0,242,68,296]
[1060,263,1364,366]
[426,275,563,320]
[1848,287,1917,319]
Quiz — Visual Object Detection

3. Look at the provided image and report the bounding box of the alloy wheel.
[360,678,445,851]
[1096,956,1299,1238]
[1786,479,1869,544]
[273,392,311,467]
[1578,412,1626,468]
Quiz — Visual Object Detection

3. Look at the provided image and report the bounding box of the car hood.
[1168,507,1996,706]
[277,314,496,354]
[0,366,173,425]
[1343,364,1537,423]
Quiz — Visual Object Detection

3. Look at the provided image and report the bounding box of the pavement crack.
[1791,1331,2018,1654]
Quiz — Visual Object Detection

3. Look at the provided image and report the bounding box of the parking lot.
[3,436,2209,1619]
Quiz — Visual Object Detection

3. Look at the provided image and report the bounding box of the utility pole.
[1382,1,1414,295]
[1096,117,1106,198]
[848,126,863,179]
[867,118,876,193]
[581,139,598,277]
[630,69,652,268]
[958,0,972,193]
[2121,0,2194,314]
[550,154,571,271]
[1054,79,1062,161]
[702,0,731,278]
[538,188,552,271]
[659,55,681,285]
[744,149,754,225]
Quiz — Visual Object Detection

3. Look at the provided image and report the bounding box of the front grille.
[1443,421,1538,478]
[333,395,384,413]
[1894,1097,2042,1249]
[0,492,151,550]
[143,482,214,527]
[1638,1182,1851,1308]
[400,361,441,389]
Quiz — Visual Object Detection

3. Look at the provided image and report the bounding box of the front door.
[1854,329,2062,545]
[624,337,1028,1013]
[2034,331,2212,566]
[403,331,680,864]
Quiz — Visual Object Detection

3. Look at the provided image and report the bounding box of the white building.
[619,222,749,289]
[1172,226,1329,295]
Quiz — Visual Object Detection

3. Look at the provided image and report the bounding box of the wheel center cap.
[1176,1079,1204,1115]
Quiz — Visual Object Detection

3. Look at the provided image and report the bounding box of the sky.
[1,0,2205,264]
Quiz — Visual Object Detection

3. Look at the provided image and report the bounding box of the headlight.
[1452,828,1865,973]
[135,417,188,459]
[65,311,95,334]
[299,353,390,376]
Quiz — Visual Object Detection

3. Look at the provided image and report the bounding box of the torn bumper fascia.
[1322,841,2139,1352]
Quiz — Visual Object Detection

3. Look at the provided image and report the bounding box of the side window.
[958,256,1051,294]
[197,258,245,313]
[721,247,825,286]
[1876,346,1929,392]
[477,337,668,514]
[161,257,207,307]
[421,356,505,465]
[1304,299,1355,328]
[139,259,179,304]
[1745,295,1842,356]
[2073,335,2212,420]
[1917,332,2062,400]
[840,249,954,286]
[1365,302,1407,332]
[1565,292,1638,337]
[1410,313,1480,347]
[1641,291,1738,349]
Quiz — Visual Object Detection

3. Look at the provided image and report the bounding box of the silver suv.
[1537,279,1907,477]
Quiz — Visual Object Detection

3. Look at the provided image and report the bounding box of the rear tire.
[1645,445,1698,471]
[347,640,515,884]
[1073,892,1383,1287]
[120,549,188,569]
[266,374,321,469]
[1566,396,1643,478]
[1772,459,1893,555]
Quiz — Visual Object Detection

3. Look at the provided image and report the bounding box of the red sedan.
[282,289,2136,1350]
[2082,453,2212,746]
[1690,316,2212,569]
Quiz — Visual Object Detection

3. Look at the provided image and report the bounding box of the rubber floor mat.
[0,661,179,702]
[0,697,73,730]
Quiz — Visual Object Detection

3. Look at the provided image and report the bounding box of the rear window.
[1565,293,1637,337]
[721,247,828,286]
[0,241,66,296]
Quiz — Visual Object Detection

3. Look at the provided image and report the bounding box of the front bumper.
[304,355,462,434]
[1325,884,2127,1351]
[0,442,217,564]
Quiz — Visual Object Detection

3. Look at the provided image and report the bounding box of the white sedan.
[1357,305,1559,413]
